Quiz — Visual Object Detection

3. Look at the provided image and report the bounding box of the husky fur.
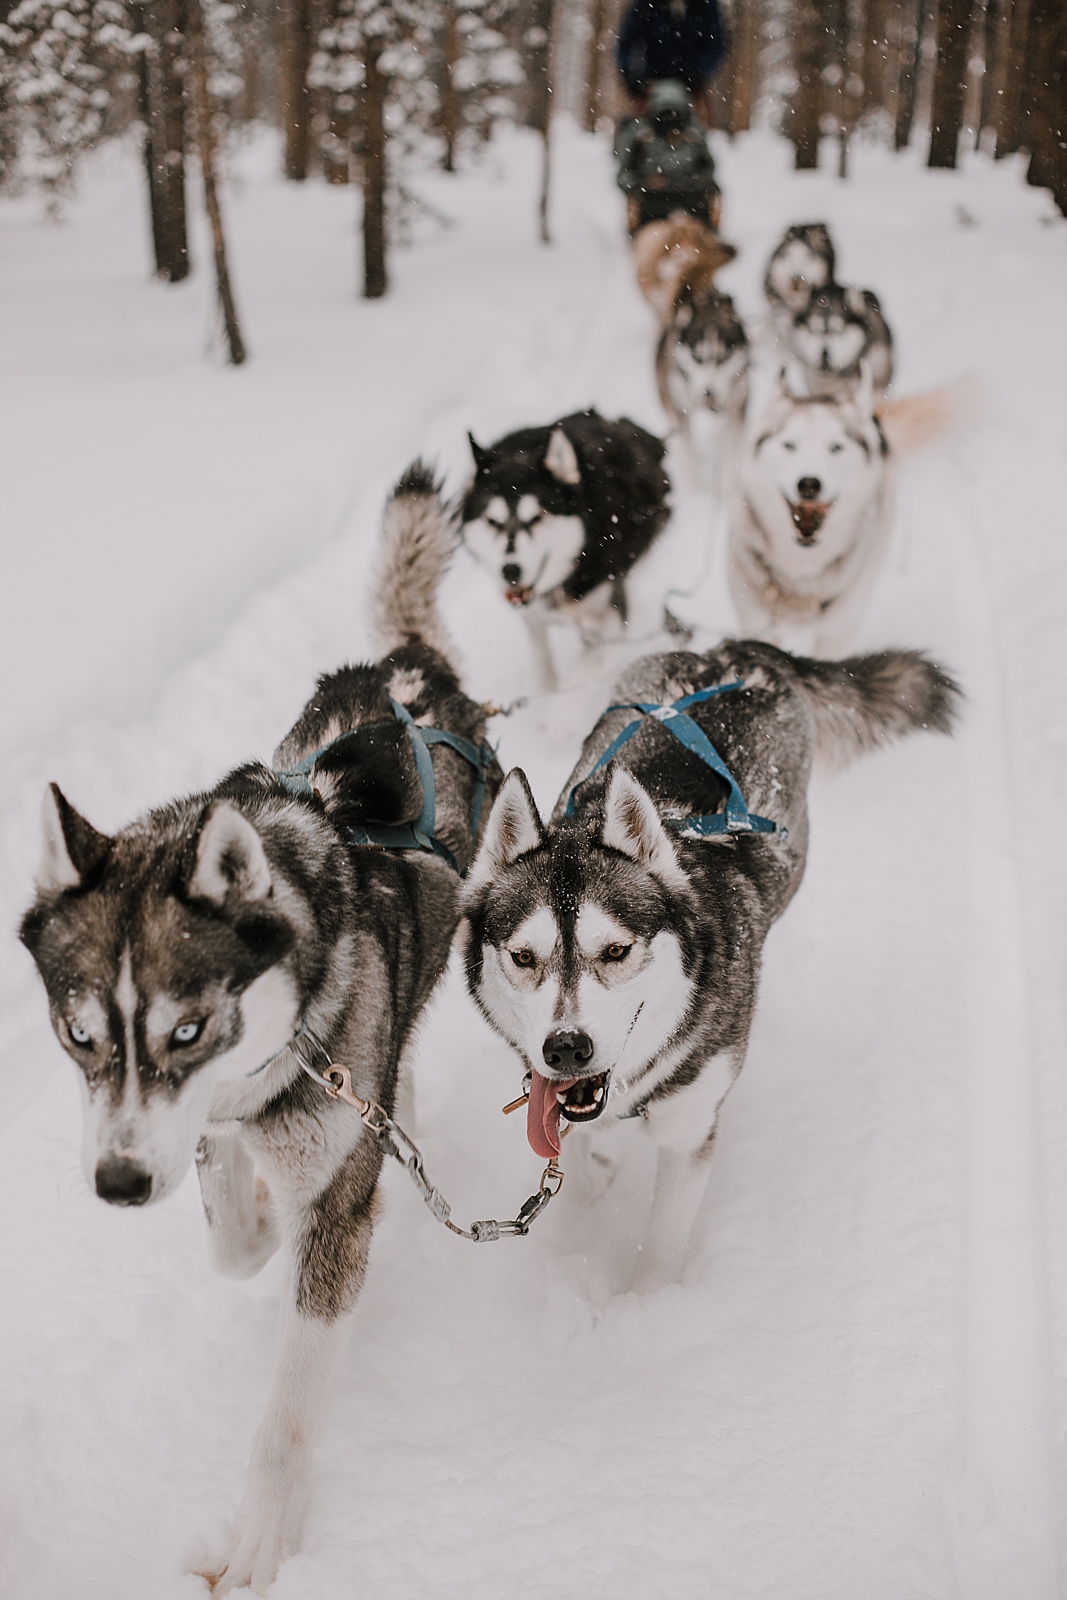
[785,281,894,400]
[19,464,501,1596]
[461,409,671,692]
[633,211,737,327]
[656,288,749,484]
[764,222,835,319]
[728,366,893,657]
[461,639,959,1293]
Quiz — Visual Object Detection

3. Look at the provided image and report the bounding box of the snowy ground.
[2,121,1066,1600]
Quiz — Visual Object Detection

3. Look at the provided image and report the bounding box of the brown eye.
[511,948,536,968]
[603,943,631,963]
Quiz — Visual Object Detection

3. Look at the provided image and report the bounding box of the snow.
[2,120,1066,1600]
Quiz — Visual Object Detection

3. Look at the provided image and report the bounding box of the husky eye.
[602,943,632,963]
[68,1022,92,1047]
[485,517,506,533]
[171,1020,204,1048]
[782,441,798,452]
[510,948,536,968]
[828,442,844,453]
[521,512,543,530]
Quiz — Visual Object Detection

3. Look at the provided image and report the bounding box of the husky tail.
[875,375,984,454]
[371,460,458,668]
[790,649,961,769]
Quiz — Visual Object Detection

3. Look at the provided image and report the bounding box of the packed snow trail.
[1,125,1066,1600]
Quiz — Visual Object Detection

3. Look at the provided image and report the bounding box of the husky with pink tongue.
[461,638,958,1292]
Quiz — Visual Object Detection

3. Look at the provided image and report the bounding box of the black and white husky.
[728,365,892,657]
[764,222,836,320]
[656,289,749,486]
[786,281,894,400]
[462,641,958,1293]
[460,409,670,691]
[19,466,500,1595]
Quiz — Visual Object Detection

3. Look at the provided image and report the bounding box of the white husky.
[728,365,892,657]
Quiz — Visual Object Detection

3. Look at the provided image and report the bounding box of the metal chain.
[303,1061,563,1242]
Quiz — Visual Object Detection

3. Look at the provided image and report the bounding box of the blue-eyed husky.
[461,640,958,1293]
[19,465,501,1595]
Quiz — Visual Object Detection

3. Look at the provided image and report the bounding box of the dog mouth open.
[787,499,833,543]
[504,582,534,607]
[527,1069,610,1157]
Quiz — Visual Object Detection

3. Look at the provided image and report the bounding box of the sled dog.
[785,281,894,399]
[633,211,737,327]
[728,365,892,657]
[461,639,959,1293]
[764,222,835,319]
[656,288,749,484]
[461,409,670,691]
[19,465,500,1596]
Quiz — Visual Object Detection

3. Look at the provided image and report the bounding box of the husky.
[728,365,892,657]
[656,287,749,486]
[19,465,500,1596]
[461,639,959,1293]
[785,281,894,400]
[633,211,737,327]
[764,222,835,319]
[461,409,671,692]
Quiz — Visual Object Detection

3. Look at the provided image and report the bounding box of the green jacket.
[616,121,717,195]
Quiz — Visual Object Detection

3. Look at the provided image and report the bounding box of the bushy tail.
[875,375,984,454]
[371,460,458,668]
[790,649,962,769]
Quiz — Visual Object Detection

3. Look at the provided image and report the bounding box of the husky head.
[764,223,836,314]
[461,768,697,1158]
[749,366,882,545]
[671,291,749,412]
[461,425,586,607]
[789,283,872,379]
[20,785,304,1207]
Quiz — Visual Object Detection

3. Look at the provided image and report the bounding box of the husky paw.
[197,1498,304,1596]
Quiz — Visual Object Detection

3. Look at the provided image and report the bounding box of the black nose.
[95,1157,152,1207]
[797,476,822,501]
[502,563,521,585]
[542,1030,594,1071]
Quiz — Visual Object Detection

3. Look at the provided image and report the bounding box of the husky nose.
[502,563,522,585]
[797,476,822,501]
[95,1156,152,1207]
[542,1030,594,1072]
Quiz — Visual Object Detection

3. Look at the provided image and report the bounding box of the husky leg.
[523,603,557,692]
[196,1132,279,1280]
[203,1164,377,1596]
[631,1052,738,1294]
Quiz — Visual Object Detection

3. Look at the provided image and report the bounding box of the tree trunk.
[893,0,923,145]
[1024,0,1067,210]
[441,4,461,171]
[361,36,387,297]
[138,0,189,282]
[729,0,757,134]
[862,0,892,118]
[584,0,607,131]
[975,0,1000,146]
[789,0,830,169]
[928,0,972,166]
[281,0,313,180]
[994,0,1030,154]
[521,0,553,241]
[186,0,246,363]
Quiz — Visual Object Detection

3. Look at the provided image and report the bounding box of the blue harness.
[276,698,493,876]
[564,680,787,841]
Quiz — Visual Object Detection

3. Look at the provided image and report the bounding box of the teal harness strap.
[276,701,493,877]
[564,679,787,842]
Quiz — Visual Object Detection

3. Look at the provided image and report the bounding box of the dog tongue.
[527,1070,576,1158]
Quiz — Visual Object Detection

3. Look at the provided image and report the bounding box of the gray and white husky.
[728,365,892,657]
[656,289,749,488]
[461,640,958,1293]
[19,466,500,1595]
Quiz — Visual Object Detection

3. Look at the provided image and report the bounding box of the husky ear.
[544,427,581,486]
[37,784,110,893]
[188,801,271,905]
[466,769,544,893]
[468,433,489,472]
[601,767,689,894]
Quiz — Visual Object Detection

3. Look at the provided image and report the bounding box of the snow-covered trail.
[1,125,1066,1600]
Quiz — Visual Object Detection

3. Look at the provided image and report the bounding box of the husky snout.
[95,1155,152,1206]
[542,1028,593,1072]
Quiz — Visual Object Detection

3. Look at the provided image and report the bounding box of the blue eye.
[172,1021,203,1047]
[69,1022,91,1047]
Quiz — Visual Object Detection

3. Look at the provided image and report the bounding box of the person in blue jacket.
[617,0,728,119]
